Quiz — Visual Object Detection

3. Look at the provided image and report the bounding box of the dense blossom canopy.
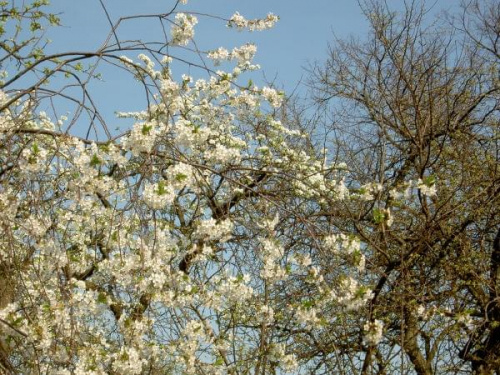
[0,1,376,373]
[1,0,498,374]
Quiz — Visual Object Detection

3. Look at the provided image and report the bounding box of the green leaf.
[214,357,224,366]
[42,303,51,313]
[97,292,107,304]
[90,154,100,167]
[355,286,370,299]
[302,300,313,309]
[372,208,385,224]
[352,249,362,265]
[157,180,166,195]
[32,142,39,155]
[175,173,187,182]
[424,175,436,186]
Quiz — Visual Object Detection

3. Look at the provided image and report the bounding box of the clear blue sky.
[38,0,449,136]
[45,0,369,90]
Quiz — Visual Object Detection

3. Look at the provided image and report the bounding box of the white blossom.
[143,181,175,209]
[417,178,437,197]
[171,13,198,45]
[228,12,279,31]
[194,217,233,242]
[363,319,384,345]
[207,47,230,65]
[261,86,283,108]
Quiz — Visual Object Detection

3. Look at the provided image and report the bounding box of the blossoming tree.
[0,1,374,374]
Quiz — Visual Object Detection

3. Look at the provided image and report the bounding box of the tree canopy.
[0,0,499,374]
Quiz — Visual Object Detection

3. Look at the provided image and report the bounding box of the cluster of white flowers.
[205,142,242,164]
[268,343,298,373]
[390,178,437,200]
[416,304,426,318]
[0,188,18,221]
[257,304,275,325]
[384,208,394,227]
[389,185,412,200]
[112,347,147,375]
[0,7,389,374]
[261,86,283,108]
[324,233,361,255]
[358,182,383,200]
[227,11,247,29]
[234,90,259,108]
[334,276,374,310]
[213,273,255,308]
[207,47,230,65]
[228,12,279,31]
[24,215,52,237]
[173,118,210,149]
[0,302,17,321]
[295,306,321,329]
[323,234,339,253]
[171,12,198,45]
[293,253,312,267]
[207,43,269,73]
[417,177,437,196]
[143,180,175,209]
[165,162,195,190]
[0,88,8,105]
[105,142,128,167]
[160,75,180,97]
[20,142,49,172]
[363,319,384,345]
[194,217,233,242]
[259,237,287,281]
[177,320,208,373]
[231,43,258,69]
[357,253,366,272]
[455,311,474,329]
[0,110,11,131]
[37,111,56,130]
[258,213,280,232]
[123,120,163,155]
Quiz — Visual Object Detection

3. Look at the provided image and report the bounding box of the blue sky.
[43,0,452,83]
[29,0,449,137]
[46,0,370,92]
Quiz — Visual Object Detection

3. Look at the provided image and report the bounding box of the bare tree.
[305,0,500,373]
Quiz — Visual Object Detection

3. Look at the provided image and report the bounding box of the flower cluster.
[143,180,175,209]
[417,177,437,196]
[194,217,233,242]
[171,12,198,45]
[363,319,384,345]
[228,12,279,31]
[208,43,261,71]
[0,7,382,375]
